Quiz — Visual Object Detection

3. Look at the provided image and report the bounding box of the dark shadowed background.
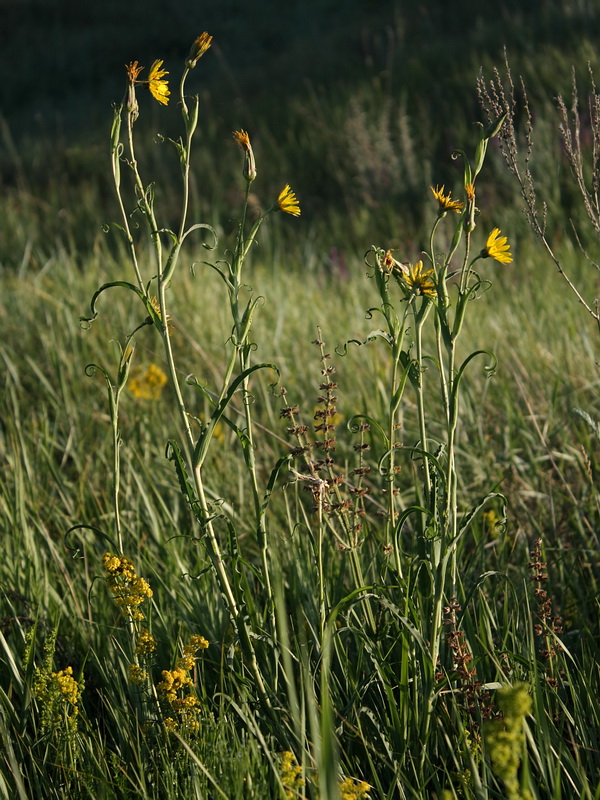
[1,0,599,264]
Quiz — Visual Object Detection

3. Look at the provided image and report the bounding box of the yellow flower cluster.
[128,663,148,685]
[280,751,305,800]
[54,666,82,706]
[339,777,371,800]
[136,630,157,656]
[156,635,209,734]
[102,552,153,621]
[484,683,532,800]
[128,362,168,400]
[158,667,194,702]
[34,665,84,737]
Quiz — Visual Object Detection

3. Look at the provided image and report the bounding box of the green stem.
[413,308,431,506]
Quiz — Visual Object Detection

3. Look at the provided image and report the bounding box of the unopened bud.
[484,111,508,140]
[232,129,257,183]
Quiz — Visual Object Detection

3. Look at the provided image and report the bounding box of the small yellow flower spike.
[403,261,436,297]
[148,60,170,105]
[277,184,301,217]
[482,227,513,263]
[430,185,464,214]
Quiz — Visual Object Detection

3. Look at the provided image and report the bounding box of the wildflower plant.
[484,684,533,800]
[32,626,84,743]
[358,111,510,757]
[82,32,301,724]
[156,635,209,736]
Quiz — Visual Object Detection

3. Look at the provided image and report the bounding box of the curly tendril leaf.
[156,133,187,169]
[81,281,146,327]
[181,222,218,249]
[64,524,118,558]
[456,491,508,546]
[159,224,218,285]
[196,259,234,291]
[393,503,434,538]
[348,414,389,447]
[341,329,395,352]
[388,445,447,491]
[451,148,473,187]
[84,363,111,382]
[450,349,498,406]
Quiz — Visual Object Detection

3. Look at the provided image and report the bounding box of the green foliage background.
[1,1,600,797]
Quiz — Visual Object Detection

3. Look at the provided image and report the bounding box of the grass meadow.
[1,4,600,798]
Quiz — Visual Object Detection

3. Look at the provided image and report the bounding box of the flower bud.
[232,129,257,183]
[484,111,508,140]
[186,32,213,69]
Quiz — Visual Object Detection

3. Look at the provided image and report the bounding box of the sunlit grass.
[1,25,600,800]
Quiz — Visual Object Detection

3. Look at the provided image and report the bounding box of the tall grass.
[1,26,600,800]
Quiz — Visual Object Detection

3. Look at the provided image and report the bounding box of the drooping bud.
[463,183,477,233]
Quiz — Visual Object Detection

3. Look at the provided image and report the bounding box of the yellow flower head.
[403,261,436,297]
[148,60,170,105]
[125,61,144,82]
[465,183,476,202]
[430,185,464,214]
[277,184,301,217]
[482,228,512,263]
[187,32,213,68]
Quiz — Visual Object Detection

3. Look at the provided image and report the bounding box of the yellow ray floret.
[148,60,170,105]
[430,184,464,214]
[403,260,436,297]
[277,184,301,216]
[482,227,512,263]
